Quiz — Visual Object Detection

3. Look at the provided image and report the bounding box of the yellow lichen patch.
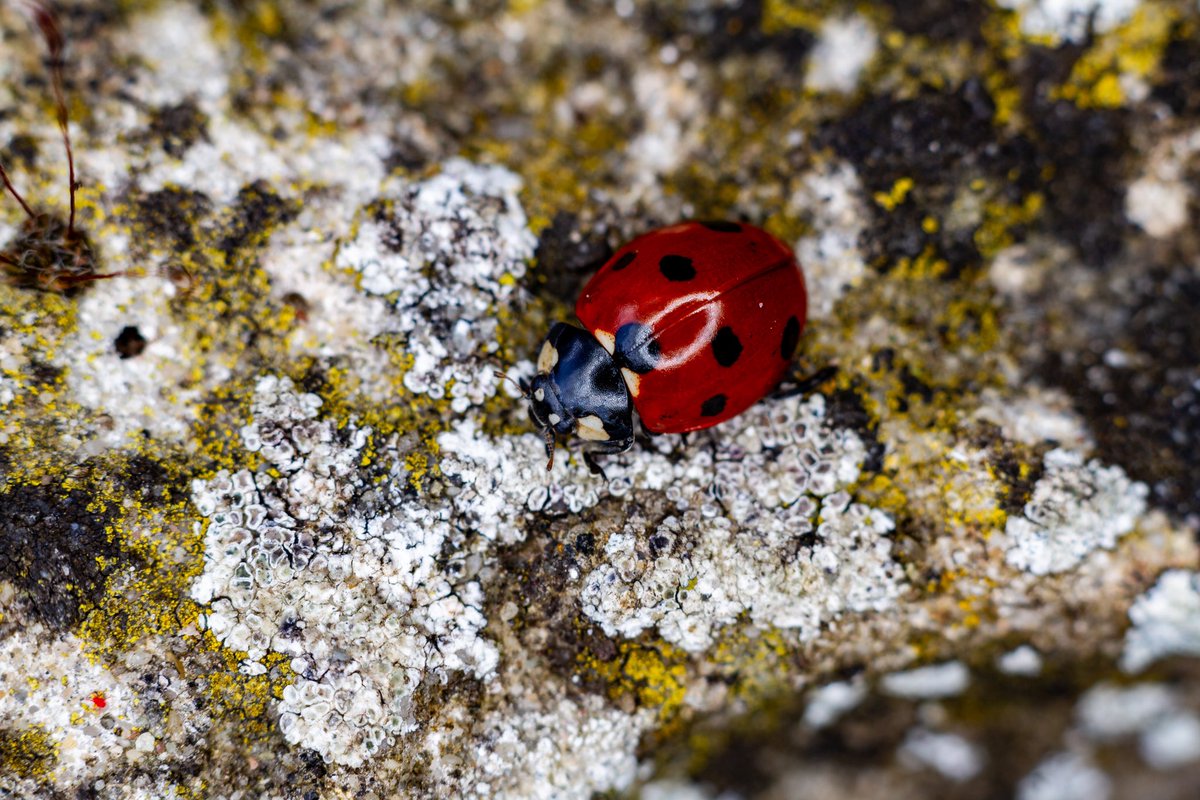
[873,177,915,211]
[880,420,1008,546]
[27,448,205,661]
[196,631,294,741]
[0,287,79,484]
[286,352,450,492]
[190,384,262,479]
[889,245,951,281]
[854,473,910,517]
[973,191,1043,259]
[583,640,688,724]
[471,114,623,238]
[707,625,796,701]
[1054,7,1177,109]
[0,725,58,781]
[936,296,1001,354]
[761,0,838,34]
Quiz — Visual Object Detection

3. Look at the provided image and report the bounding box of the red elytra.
[575,220,808,434]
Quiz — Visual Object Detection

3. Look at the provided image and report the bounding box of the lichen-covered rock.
[1,0,1199,798]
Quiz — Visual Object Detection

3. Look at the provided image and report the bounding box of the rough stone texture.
[0,1,1198,798]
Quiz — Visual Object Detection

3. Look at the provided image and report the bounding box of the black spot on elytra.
[114,326,147,359]
[781,316,801,359]
[700,221,742,233]
[614,322,661,374]
[700,394,727,417]
[611,251,637,271]
[711,326,743,367]
[659,254,696,281]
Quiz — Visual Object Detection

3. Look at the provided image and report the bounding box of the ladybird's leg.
[582,436,633,479]
[773,365,839,399]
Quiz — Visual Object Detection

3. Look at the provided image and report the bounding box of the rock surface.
[0,1,1198,798]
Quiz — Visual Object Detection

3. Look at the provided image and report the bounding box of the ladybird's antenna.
[543,428,556,472]
[24,1,76,238]
[493,369,528,397]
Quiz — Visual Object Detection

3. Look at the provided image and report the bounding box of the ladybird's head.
[527,337,585,471]
[527,370,575,434]
[526,323,633,471]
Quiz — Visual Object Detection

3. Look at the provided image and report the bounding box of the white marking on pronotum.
[537,341,559,373]
[620,367,641,397]
[594,329,616,354]
[548,413,561,425]
[534,387,545,401]
[576,414,610,441]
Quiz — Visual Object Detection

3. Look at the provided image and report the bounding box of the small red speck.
[91,694,106,709]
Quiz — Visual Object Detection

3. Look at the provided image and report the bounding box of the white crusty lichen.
[336,159,537,411]
[803,678,867,729]
[789,160,869,320]
[427,695,646,800]
[1074,680,1200,769]
[880,661,971,700]
[576,396,902,652]
[994,0,1139,44]
[0,626,153,789]
[805,15,878,94]
[1016,751,1111,800]
[440,394,905,652]
[997,644,1044,676]
[1121,569,1200,673]
[897,728,984,782]
[1002,448,1147,575]
[191,375,498,767]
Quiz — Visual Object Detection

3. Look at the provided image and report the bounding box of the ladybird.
[526,220,808,473]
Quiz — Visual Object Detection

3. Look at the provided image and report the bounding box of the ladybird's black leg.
[679,432,690,447]
[582,437,633,479]
[773,365,839,399]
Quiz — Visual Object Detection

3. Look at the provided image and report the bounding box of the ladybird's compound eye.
[527,374,574,435]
